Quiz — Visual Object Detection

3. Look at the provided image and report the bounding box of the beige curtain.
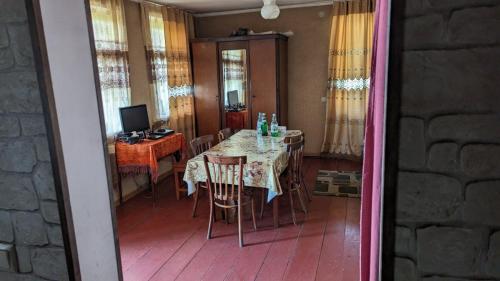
[90,0,131,137]
[321,0,375,159]
[141,4,196,142]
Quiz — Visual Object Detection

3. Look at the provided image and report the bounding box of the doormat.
[313,170,362,197]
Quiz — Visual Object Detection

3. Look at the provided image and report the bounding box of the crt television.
[119,104,150,133]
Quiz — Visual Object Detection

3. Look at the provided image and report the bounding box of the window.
[90,0,131,136]
[146,10,169,119]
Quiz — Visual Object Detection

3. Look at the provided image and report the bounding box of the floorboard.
[116,158,361,281]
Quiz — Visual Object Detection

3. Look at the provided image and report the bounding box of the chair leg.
[288,185,297,225]
[301,175,312,202]
[207,199,214,240]
[174,170,180,201]
[251,198,257,231]
[191,185,200,217]
[238,202,244,247]
[260,189,266,219]
[224,201,229,224]
[296,186,308,214]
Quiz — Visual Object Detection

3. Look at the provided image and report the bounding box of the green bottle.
[270,113,279,137]
[261,113,268,136]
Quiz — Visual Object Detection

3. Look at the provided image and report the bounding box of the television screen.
[119,104,150,133]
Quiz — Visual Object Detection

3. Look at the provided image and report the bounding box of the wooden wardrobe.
[191,34,288,139]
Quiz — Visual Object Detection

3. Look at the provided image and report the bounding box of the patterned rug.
[313,170,362,197]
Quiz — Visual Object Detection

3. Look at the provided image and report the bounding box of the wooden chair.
[172,134,213,203]
[202,154,257,247]
[259,133,310,219]
[285,139,308,225]
[284,133,312,202]
[190,135,214,217]
[218,128,232,143]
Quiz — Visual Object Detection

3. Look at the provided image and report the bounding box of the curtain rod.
[132,0,196,13]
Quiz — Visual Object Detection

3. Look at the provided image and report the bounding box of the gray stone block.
[394,257,418,281]
[0,272,47,281]
[401,48,500,116]
[428,143,459,173]
[486,231,500,278]
[398,118,426,170]
[0,116,20,137]
[424,0,500,10]
[33,136,50,162]
[0,140,36,173]
[405,0,425,17]
[0,243,16,272]
[12,212,47,246]
[20,116,46,137]
[0,72,42,114]
[0,210,13,243]
[7,24,33,67]
[47,225,63,247]
[429,114,500,143]
[31,248,69,281]
[404,14,445,50]
[0,48,15,71]
[461,144,500,178]
[397,172,462,223]
[417,227,484,276]
[0,0,28,23]
[0,173,38,211]
[40,201,60,224]
[32,163,56,201]
[15,246,32,273]
[449,6,500,45]
[395,226,414,257]
[0,25,8,48]
[422,278,484,281]
[464,181,500,227]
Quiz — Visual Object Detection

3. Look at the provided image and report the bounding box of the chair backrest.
[218,128,232,143]
[190,135,214,156]
[286,139,304,185]
[203,155,247,202]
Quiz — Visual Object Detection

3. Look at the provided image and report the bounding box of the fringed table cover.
[115,133,187,183]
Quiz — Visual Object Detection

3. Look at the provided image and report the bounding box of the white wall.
[38,1,120,280]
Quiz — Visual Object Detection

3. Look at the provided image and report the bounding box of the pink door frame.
[360,0,390,280]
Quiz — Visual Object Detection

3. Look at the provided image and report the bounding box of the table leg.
[273,197,279,228]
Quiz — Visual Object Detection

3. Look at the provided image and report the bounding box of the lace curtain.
[141,4,196,142]
[141,5,169,119]
[90,0,131,137]
[222,50,247,106]
[321,0,375,159]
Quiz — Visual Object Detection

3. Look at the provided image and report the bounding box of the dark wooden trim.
[25,0,81,280]
[275,39,281,124]
[381,0,406,280]
[82,0,124,280]
[191,34,288,43]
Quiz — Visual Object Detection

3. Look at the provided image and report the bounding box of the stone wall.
[0,0,69,280]
[394,0,500,280]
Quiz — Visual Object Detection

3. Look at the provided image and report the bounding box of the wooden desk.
[115,133,186,206]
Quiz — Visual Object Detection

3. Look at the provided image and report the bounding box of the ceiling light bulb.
[261,0,280,19]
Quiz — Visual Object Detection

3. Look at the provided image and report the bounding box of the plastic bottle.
[270,113,279,137]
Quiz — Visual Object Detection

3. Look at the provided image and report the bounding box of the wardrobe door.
[192,41,220,139]
[249,39,277,129]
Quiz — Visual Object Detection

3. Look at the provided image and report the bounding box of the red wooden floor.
[116,158,362,281]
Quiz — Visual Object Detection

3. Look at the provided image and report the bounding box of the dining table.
[183,129,302,228]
